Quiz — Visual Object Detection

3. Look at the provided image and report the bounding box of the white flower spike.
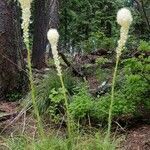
[47,29,59,47]
[107,8,133,139]
[20,0,31,47]
[117,8,133,28]
[116,8,133,57]
[47,29,62,76]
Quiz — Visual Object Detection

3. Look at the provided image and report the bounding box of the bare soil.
[122,124,150,150]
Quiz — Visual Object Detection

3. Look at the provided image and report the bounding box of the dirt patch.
[123,125,150,150]
[0,101,65,139]
[0,102,19,123]
[0,101,19,113]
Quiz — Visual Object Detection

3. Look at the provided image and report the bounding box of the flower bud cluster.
[47,29,62,76]
[116,8,133,57]
[20,0,31,47]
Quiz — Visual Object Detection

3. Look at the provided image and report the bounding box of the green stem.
[59,75,72,139]
[106,55,120,140]
[27,48,45,139]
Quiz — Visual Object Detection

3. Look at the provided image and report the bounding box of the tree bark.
[0,0,28,100]
[31,0,60,66]
[31,0,51,69]
[140,0,150,32]
[49,0,59,29]
[48,0,60,57]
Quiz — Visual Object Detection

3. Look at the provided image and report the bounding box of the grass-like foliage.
[5,131,118,150]
[23,70,78,114]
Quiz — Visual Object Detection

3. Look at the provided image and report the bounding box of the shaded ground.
[122,124,150,150]
[0,102,150,150]
[0,102,18,123]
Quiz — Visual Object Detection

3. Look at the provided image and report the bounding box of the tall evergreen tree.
[0,0,28,99]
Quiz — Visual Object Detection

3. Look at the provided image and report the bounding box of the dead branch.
[59,52,84,77]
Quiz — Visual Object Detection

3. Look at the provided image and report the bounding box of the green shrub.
[94,56,150,120]
[95,57,109,66]
[123,56,150,111]
[69,85,94,119]
[69,85,136,122]
[68,55,150,122]
[138,40,150,52]
[91,92,136,121]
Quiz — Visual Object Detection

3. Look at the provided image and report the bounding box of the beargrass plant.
[106,8,133,140]
[47,29,73,143]
[20,0,44,139]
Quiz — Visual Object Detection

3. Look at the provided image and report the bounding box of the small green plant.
[95,57,109,66]
[91,92,136,121]
[6,136,29,150]
[69,85,94,120]
[138,40,150,52]
[47,88,66,123]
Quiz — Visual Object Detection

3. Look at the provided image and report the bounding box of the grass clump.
[23,70,78,114]
[5,131,118,150]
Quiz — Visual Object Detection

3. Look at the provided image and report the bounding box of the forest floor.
[0,51,149,149]
[0,101,150,150]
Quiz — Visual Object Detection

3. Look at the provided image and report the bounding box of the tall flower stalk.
[19,0,44,139]
[47,29,72,139]
[106,8,133,139]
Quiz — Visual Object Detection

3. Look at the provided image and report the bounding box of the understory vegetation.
[24,41,150,123]
[0,0,150,150]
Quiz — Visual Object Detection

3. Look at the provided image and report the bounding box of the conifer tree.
[0,0,27,99]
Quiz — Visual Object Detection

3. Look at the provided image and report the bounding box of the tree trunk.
[0,0,27,100]
[31,0,51,69]
[49,0,59,29]
[48,0,60,57]
[31,0,60,67]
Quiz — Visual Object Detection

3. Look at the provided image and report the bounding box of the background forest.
[0,0,150,150]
